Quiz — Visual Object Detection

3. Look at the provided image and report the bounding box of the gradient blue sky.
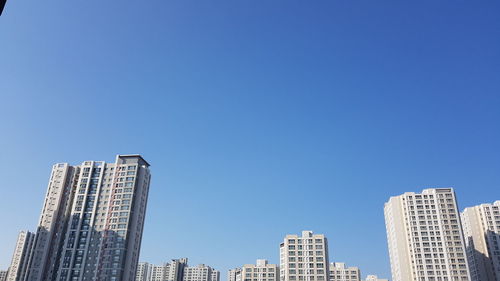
[1,0,499,279]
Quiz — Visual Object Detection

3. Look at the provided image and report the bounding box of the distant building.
[183,264,217,281]
[135,259,188,281]
[461,201,500,281]
[228,268,242,281]
[7,230,35,281]
[384,188,470,281]
[280,231,329,281]
[211,270,220,281]
[329,262,360,281]
[136,262,152,281]
[136,260,219,281]
[152,264,167,281]
[364,276,387,281]
[240,259,278,281]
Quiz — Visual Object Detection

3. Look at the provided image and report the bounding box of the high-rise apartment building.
[328,263,360,281]
[228,268,242,281]
[461,201,500,281]
[25,163,78,281]
[384,188,470,281]
[364,275,388,281]
[136,262,153,281]
[240,259,278,281]
[136,259,213,281]
[183,264,217,281]
[152,264,168,281]
[169,259,189,281]
[0,271,8,281]
[280,231,329,281]
[211,270,220,281]
[22,155,151,281]
[7,230,35,281]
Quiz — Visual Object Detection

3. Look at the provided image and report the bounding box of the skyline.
[0,157,498,280]
[1,0,500,280]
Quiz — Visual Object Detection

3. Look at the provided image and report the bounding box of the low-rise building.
[329,263,360,281]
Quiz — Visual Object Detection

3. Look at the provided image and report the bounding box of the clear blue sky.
[1,0,499,279]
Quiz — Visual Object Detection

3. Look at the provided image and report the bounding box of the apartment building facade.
[384,188,470,281]
[20,155,151,281]
[329,263,360,281]
[183,264,218,281]
[240,259,278,281]
[228,268,242,281]
[280,231,329,281]
[461,201,500,281]
[6,230,35,281]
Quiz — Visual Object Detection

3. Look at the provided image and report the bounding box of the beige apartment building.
[6,230,35,281]
[461,201,500,281]
[136,262,152,281]
[238,259,279,281]
[384,188,470,281]
[228,268,242,281]
[136,259,218,281]
[183,264,219,281]
[280,231,329,281]
[329,262,360,281]
[21,155,152,281]
[212,270,221,281]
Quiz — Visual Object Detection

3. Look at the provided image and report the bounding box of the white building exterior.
[240,259,278,281]
[136,261,219,281]
[228,268,242,281]
[384,188,470,281]
[329,263,360,281]
[461,201,500,281]
[136,262,153,281]
[280,231,329,281]
[211,270,220,281]
[183,264,217,281]
[25,163,78,281]
[22,155,151,281]
[364,275,388,281]
[7,230,35,281]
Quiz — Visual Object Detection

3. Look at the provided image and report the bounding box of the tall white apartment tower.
[280,231,329,281]
[384,188,470,281]
[461,201,500,281]
[25,163,78,281]
[24,155,151,281]
[7,230,35,281]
